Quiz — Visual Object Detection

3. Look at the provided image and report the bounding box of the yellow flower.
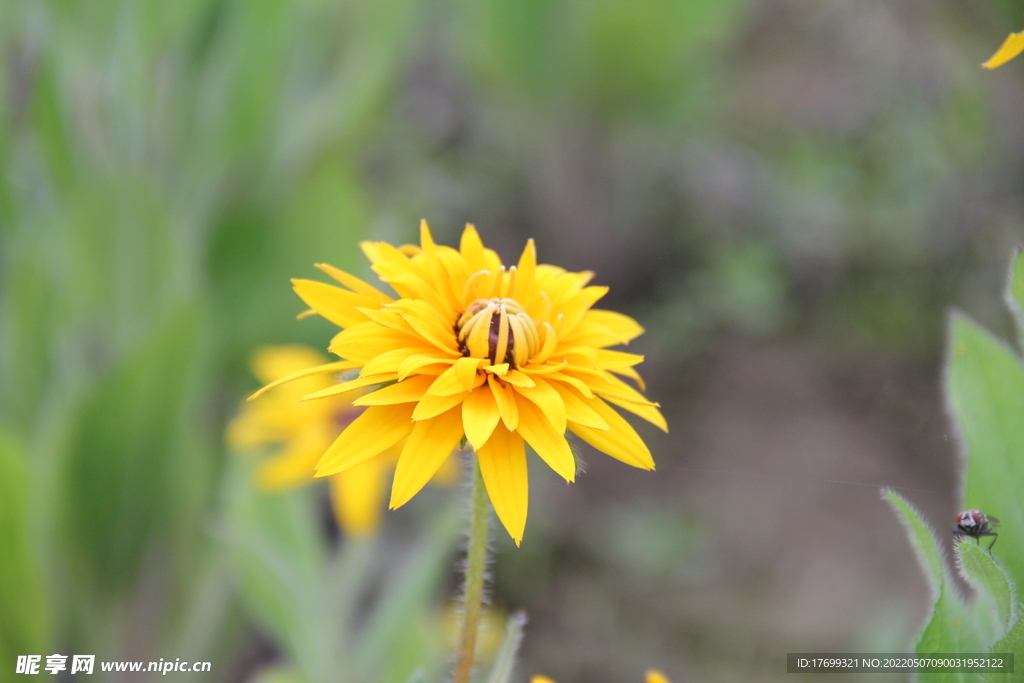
[532,672,669,683]
[255,222,666,545]
[983,30,1024,69]
[229,344,457,536]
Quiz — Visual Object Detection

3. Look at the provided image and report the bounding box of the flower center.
[456,297,540,368]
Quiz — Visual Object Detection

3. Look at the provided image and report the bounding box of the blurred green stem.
[453,455,490,683]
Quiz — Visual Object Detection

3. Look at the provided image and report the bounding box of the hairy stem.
[453,456,490,683]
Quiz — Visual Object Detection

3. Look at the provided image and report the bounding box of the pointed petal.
[462,385,501,450]
[360,346,446,377]
[412,392,468,420]
[300,373,397,401]
[315,404,415,476]
[248,360,360,400]
[513,238,536,302]
[601,393,668,432]
[488,376,519,431]
[314,263,392,302]
[390,407,465,508]
[353,375,435,406]
[428,360,485,396]
[513,376,567,433]
[514,394,576,482]
[460,223,489,272]
[550,381,609,431]
[478,426,528,545]
[502,369,536,387]
[569,397,655,470]
[329,456,386,537]
[983,31,1024,69]
[455,357,486,391]
[291,279,379,328]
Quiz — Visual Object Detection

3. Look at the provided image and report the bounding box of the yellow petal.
[513,376,567,433]
[251,345,328,383]
[429,360,484,396]
[390,407,466,508]
[983,31,1024,69]
[646,671,670,683]
[315,404,415,476]
[460,223,489,272]
[399,310,461,354]
[329,321,421,363]
[430,450,461,486]
[601,393,668,432]
[361,346,450,377]
[248,359,360,400]
[291,279,378,328]
[478,425,528,545]
[502,369,536,388]
[412,392,468,420]
[531,677,556,683]
[418,219,459,307]
[255,433,325,490]
[488,376,519,431]
[595,348,645,369]
[567,368,658,407]
[353,375,435,406]
[462,385,501,450]
[300,373,397,401]
[315,262,392,303]
[514,395,576,482]
[513,238,536,302]
[518,361,567,376]
[329,455,386,537]
[544,371,594,397]
[550,381,609,431]
[569,397,654,470]
[609,365,646,392]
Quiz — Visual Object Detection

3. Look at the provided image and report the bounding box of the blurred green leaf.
[221,456,330,681]
[63,304,205,592]
[946,314,1024,589]
[983,617,1024,683]
[0,433,49,682]
[1006,248,1024,350]
[485,611,527,683]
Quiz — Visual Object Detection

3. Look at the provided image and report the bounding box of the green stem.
[453,455,490,683]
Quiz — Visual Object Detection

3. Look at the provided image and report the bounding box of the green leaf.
[982,617,1024,683]
[884,489,981,680]
[884,490,945,598]
[946,313,1024,592]
[486,611,527,683]
[354,501,464,683]
[957,540,1017,641]
[220,457,331,681]
[1005,248,1024,345]
[0,433,49,680]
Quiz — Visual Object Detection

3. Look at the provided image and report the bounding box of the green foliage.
[0,433,49,683]
[221,457,464,683]
[891,249,1024,681]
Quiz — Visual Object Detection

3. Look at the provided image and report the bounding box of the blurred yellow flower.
[229,344,457,536]
[254,222,665,545]
[983,30,1024,69]
[532,672,669,683]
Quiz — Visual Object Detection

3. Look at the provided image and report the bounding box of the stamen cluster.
[456,297,540,368]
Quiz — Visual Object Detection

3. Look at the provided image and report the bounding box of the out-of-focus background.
[3,1,1024,682]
